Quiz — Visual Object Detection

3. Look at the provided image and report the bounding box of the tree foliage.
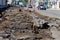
[24,0,28,3]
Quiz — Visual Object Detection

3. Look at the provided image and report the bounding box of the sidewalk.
[47,8,60,10]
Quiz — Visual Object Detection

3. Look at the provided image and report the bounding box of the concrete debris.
[0,7,60,40]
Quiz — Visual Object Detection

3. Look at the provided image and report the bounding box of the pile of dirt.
[0,7,33,30]
[0,7,60,40]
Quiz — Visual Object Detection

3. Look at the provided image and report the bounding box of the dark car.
[38,5,46,10]
[38,2,46,10]
[28,4,33,8]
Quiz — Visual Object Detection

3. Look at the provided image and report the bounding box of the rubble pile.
[0,7,60,40]
[28,11,60,40]
[0,7,33,30]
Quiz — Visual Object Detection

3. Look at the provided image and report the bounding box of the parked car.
[38,2,46,10]
[38,5,46,10]
[28,4,33,8]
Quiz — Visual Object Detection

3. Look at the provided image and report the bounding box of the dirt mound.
[0,7,33,29]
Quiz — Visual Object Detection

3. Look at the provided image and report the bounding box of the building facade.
[28,0,60,9]
[47,0,60,9]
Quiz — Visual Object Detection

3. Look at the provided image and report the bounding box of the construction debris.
[0,7,60,40]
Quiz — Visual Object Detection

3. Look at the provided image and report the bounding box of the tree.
[24,0,28,3]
